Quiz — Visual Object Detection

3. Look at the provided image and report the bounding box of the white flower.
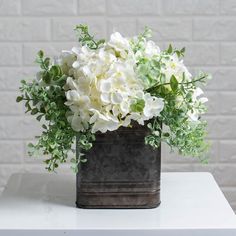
[134,39,160,60]
[67,112,89,132]
[187,87,208,122]
[192,87,208,104]
[143,93,164,118]
[144,40,160,58]
[62,32,165,133]
[89,109,119,133]
[161,53,192,85]
[108,32,130,58]
[59,50,77,75]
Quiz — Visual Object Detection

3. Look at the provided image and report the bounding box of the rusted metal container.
[76,124,161,209]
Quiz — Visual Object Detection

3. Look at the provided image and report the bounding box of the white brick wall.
[0,0,236,211]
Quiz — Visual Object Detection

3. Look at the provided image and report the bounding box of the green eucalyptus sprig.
[17,51,95,172]
[131,26,152,53]
[145,70,210,162]
[75,24,105,50]
[16,25,107,172]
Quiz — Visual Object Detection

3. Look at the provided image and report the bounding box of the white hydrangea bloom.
[144,40,161,58]
[61,32,164,133]
[161,53,192,84]
[108,32,131,59]
[143,93,164,118]
[134,39,161,60]
[59,50,77,76]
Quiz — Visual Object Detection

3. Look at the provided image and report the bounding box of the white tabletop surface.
[0,172,235,236]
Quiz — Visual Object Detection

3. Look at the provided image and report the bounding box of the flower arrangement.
[17,25,210,172]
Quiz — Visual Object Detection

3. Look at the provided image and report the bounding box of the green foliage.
[170,75,178,92]
[145,69,211,161]
[17,51,94,172]
[130,99,145,113]
[136,58,162,89]
[145,120,162,149]
[130,26,152,53]
[165,44,185,58]
[71,133,95,172]
[147,73,209,95]
[74,24,105,50]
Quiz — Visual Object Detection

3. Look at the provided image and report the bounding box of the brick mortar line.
[2,15,236,19]
[0,41,226,44]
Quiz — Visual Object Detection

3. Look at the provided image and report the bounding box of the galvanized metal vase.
[76,124,161,209]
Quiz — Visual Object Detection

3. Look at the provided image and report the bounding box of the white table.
[0,172,235,236]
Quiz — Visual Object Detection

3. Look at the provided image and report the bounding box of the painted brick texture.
[0,0,235,212]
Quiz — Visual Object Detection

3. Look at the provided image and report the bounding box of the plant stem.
[146,75,207,93]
